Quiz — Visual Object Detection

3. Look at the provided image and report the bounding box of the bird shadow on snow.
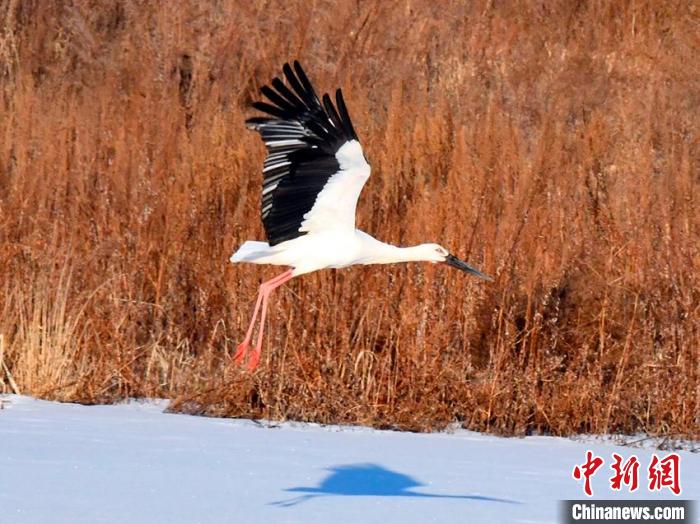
[270,463,520,507]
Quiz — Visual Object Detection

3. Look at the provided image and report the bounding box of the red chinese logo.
[572,450,604,497]
[572,451,682,497]
[648,453,681,495]
[610,453,639,492]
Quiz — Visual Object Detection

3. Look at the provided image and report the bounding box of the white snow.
[0,395,696,524]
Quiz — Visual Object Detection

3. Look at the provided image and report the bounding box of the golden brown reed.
[0,1,698,436]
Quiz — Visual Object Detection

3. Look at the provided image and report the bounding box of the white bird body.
[229,62,491,369]
[231,230,446,276]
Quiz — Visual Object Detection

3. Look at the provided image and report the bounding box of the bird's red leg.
[247,269,294,370]
[233,284,266,364]
[235,269,293,368]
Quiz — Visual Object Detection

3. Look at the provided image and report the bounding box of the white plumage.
[230,61,491,369]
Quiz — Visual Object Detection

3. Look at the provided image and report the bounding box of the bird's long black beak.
[444,254,493,281]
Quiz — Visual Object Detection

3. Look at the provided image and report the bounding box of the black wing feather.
[251,101,287,120]
[282,63,311,107]
[270,78,307,113]
[246,62,361,246]
[293,61,324,111]
[261,85,296,113]
[322,93,345,133]
[335,89,358,141]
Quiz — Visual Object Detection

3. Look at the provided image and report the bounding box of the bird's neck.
[372,243,429,264]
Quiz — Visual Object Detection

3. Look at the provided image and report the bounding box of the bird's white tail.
[230,241,271,263]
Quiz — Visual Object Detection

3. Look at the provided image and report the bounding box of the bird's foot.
[233,341,249,365]
[233,342,261,371]
[247,348,261,371]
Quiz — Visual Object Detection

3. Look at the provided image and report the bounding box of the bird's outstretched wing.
[246,61,371,246]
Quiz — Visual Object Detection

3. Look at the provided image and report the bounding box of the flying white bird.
[231,61,492,369]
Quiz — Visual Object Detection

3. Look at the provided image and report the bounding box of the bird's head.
[420,243,493,281]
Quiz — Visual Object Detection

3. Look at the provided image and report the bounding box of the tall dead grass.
[0,0,698,436]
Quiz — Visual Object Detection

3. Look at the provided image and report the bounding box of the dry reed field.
[0,1,698,437]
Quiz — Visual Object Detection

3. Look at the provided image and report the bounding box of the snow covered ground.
[0,395,697,523]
